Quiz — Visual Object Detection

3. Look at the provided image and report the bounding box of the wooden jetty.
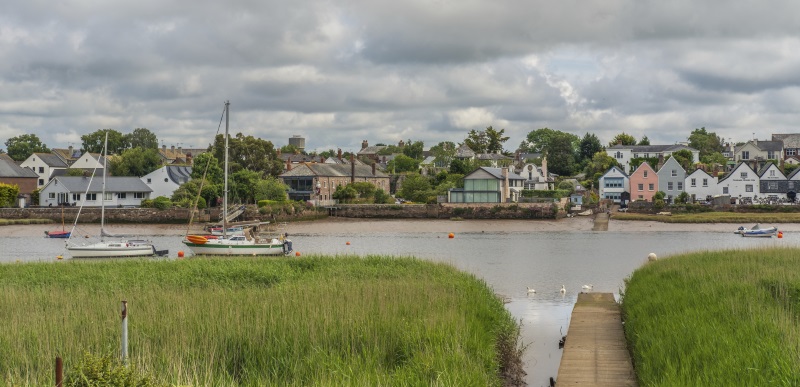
[555,292,637,386]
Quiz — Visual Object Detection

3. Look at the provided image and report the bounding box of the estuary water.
[2,219,798,386]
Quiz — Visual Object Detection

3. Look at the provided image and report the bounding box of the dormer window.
[643,171,648,178]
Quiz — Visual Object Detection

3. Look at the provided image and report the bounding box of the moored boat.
[736,224,778,237]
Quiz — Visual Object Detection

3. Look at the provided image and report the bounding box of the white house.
[685,169,718,202]
[518,159,552,190]
[718,162,759,203]
[69,151,108,173]
[757,162,788,200]
[20,152,68,188]
[141,166,192,199]
[39,176,153,207]
[606,144,700,174]
[448,167,525,203]
[598,166,629,203]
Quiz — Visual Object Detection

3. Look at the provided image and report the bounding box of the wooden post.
[121,300,128,364]
[55,356,63,387]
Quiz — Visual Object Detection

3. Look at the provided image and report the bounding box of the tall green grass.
[613,211,800,223]
[0,256,520,386]
[622,247,800,386]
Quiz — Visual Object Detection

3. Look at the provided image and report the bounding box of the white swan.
[560,285,566,293]
[527,287,536,294]
[582,284,593,290]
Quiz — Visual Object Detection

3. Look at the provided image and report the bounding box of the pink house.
[629,162,658,201]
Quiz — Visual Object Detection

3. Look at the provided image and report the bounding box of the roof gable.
[658,157,686,174]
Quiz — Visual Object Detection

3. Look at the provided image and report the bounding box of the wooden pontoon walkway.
[555,292,638,386]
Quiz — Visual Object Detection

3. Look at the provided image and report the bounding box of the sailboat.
[44,205,71,238]
[182,101,293,256]
[65,133,161,258]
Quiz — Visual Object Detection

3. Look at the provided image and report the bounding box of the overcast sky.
[2,1,798,154]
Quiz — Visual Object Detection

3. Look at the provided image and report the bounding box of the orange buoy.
[295,251,301,257]
[177,251,185,258]
[448,233,455,239]
[778,231,783,239]
[346,241,351,245]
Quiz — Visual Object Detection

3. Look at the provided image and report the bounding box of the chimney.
[187,154,193,165]
[277,149,281,157]
[286,157,291,171]
[542,156,548,186]
[337,148,342,161]
[372,162,376,175]
[171,145,175,152]
[502,167,510,203]
[657,154,665,170]
[780,158,785,170]
[398,140,404,147]
[68,145,73,156]
[361,140,368,149]
[177,146,182,154]
[162,145,167,152]
[350,154,355,183]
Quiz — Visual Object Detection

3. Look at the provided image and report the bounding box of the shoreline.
[9,217,800,238]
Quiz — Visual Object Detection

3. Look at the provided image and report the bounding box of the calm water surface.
[2,228,797,386]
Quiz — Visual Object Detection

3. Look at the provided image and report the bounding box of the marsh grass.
[0,256,519,386]
[613,211,800,223]
[622,247,800,386]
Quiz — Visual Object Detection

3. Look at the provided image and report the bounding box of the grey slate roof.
[476,153,513,161]
[455,144,476,158]
[357,146,387,155]
[279,163,389,178]
[49,176,153,193]
[280,154,325,163]
[607,144,698,153]
[467,167,525,181]
[166,166,192,184]
[33,153,69,168]
[0,155,38,178]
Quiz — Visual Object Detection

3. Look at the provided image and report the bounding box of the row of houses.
[600,158,798,205]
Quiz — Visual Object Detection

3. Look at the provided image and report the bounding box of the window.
[72,193,81,201]
[723,186,729,194]
[38,167,44,173]
[615,151,622,159]
[648,183,654,191]
[668,182,674,190]
[105,192,112,201]
[770,170,775,177]
[643,171,648,178]
[638,195,643,200]
[691,178,696,187]
[740,172,748,179]
[788,149,797,156]
[164,178,169,182]
[118,193,126,199]
[638,183,644,191]
[678,182,683,190]
[38,179,44,186]
[671,170,677,177]
[768,151,776,159]
[746,185,753,192]
[86,193,97,201]
[134,192,146,199]
[147,178,152,183]
[768,182,778,190]
[702,179,708,187]
[48,193,55,199]
[742,151,750,160]
[790,181,796,189]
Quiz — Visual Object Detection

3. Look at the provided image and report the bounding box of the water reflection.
[2,229,797,386]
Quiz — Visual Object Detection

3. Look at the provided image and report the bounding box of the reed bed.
[613,212,800,223]
[622,247,800,386]
[0,256,519,386]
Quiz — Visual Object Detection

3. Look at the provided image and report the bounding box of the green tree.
[520,128,559,154]
[124,128,159,149]
[82,129,126,155]
[399,173,432,202]
[485,126,510,154]
[638,136,650,146]
[280,144,300,155]
[688,127,724,159]
[190,153,224,185]
[373,188,392,204]
[701,151,728,166]
[608,132,637,147]
[254,176,289,202]
[211,133,282,177]
[350,182,377,199]
[463,129,489,154]
[545,132,578,176]
[578,133,603,164]
[229,169,261,203]
[171,178,220,209]
[669,149,695,171]
[429,141,457,168]
[332,185,358,201]
[65,168,86,177]
[449,158,481,175]
[109,147,161,177]
[402,140,425,159]
[0,183,20,207]
[387,154,421,173]
[784,163,799,176]
[5,134,50,161]
[584,152,621,189]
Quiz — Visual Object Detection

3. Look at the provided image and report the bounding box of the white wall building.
[141,166,192,199]
[20,153,68,188]
[39,176,152,207]
[718,162,759,203]
[684,169,719,202]
[598,166,629,203]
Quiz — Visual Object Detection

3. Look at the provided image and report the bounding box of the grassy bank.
[621,247,800,386]
[613,211,800,223]
[0,256,522,386]
[0,218,53,225]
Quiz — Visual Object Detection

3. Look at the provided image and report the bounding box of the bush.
[153,196,172,210]
[65,352,162,387]
[139,199,154,208]
[258,200,281,207]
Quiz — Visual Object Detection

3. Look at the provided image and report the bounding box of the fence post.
[121,300,128,365]
[55,356,63,387]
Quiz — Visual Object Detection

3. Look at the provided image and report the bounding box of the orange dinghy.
[186,235,209,244]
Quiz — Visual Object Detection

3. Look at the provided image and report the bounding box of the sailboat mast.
[100,131,108,242]
[222,101,230,239]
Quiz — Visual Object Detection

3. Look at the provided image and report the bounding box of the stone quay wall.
[330,200,566,219]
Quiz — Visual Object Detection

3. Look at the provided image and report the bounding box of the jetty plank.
[556,292,637,386]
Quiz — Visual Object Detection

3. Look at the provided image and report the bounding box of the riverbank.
[0,256,523,386]
[622,247,800,385]
[8,216,800,238]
